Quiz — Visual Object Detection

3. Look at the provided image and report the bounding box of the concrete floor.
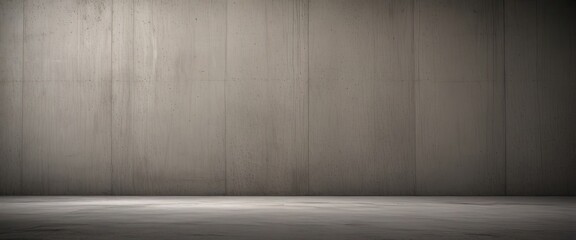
[0,197,574,240]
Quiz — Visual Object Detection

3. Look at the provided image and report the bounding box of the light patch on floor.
[0,197,574,239]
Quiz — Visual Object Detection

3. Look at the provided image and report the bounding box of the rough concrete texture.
[0,0,575,196]
[0,197,574,240]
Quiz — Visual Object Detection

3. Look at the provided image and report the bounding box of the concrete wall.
[0,0,574,195]
[505,0,576,195]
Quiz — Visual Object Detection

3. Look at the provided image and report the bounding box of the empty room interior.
[0,0,575,239]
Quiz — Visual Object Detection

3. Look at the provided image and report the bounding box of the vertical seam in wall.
[412,0,418,196]
[502,0,507,196]
[77,0,80,194]
[291,0,295,195]
[110,0,114,195]
[224,0,228,196]
[306,0,310,196]
[535,0,544,194]
[76,0,80,195]
[493,0,499,195]
[130,0,134,192]
[21,0,25,194]
[491,0,496,195]
[371,0,376,196]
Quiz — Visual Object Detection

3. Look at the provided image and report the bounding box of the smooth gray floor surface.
[0,197,574,240]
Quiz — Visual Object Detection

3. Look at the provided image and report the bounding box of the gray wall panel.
[112,0,226,195]
[505,0,542,195]
[537,1,576,195]
[505,0,576,195]
[414,0,505,195]
[111,0,134,194]
[22,0,112,194]
[372,0,416,195]
[0,0,23,195]
[309,0,415,195]
[225,0,308,195]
